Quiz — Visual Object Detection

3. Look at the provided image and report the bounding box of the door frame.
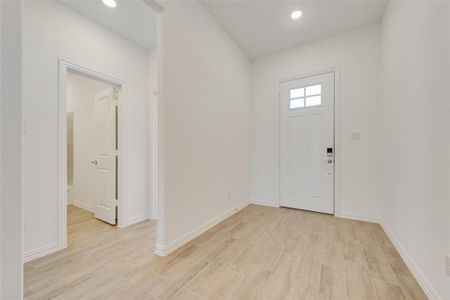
[57,59,127,250]
[277,67,341,215]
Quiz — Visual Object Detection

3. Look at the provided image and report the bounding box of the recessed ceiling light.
[102,0,117,8]
[291,10,302,20]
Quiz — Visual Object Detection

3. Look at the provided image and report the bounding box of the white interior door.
[94,87,117,224]
[280,72,335,214]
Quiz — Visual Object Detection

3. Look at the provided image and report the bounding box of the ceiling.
[201,0,387,59]
[59,0,157,51]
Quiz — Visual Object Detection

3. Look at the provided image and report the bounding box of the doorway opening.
[67,70,120,229]
[59,61,125,250]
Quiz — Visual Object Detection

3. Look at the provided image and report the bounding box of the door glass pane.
[306,84,321,96]
[290,98,304,109]
[290,88,304,99]
[305,95,321,107]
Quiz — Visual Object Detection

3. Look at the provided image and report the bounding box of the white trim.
[277,67,341,215]
[72,200,94,213]
[57,61,68,251]
[250,200,279,208]
[335,212,380,224]
[154,201,250,256]
[116,85,128,229]
[57,59,128,252]
[61,61,125,87]
[379,220,442,300]
[23,242,59,263]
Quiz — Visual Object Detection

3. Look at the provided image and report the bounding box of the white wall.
[156,1,251,250]
[67,72,112,212]
[380,2,450,299]
[1,1,23,298]
[148,49,157,220]
[23,1,153,257]
[250,25,381,220]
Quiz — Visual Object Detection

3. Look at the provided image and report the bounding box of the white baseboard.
[335,212,380,224]
[250,200,279,208]
[24,242,59,263]
[154,243,167,257]
[154,201,250,257]
[379,220,442,300]
[73,200,94,213]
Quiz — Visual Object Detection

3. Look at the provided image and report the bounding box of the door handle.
[91,160,98,165]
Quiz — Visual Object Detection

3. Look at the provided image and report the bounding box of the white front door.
[280,72,335,214]
[93,87,117,225]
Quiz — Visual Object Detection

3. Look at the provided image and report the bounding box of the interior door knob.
[91,160,98,165]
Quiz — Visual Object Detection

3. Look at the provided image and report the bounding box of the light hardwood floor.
[24,204,427,300]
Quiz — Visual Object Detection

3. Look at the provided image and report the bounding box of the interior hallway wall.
[67,72,111,212]
[380,2,450,299]
[250,25,382,220]
[0,1,23,298]
[157,0,251,251]
[23,1,152,259]
[147,49,158,220]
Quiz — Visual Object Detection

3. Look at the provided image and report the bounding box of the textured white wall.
[23,1,152,256]
[380,2,450,299]
[148,49,157,220]
[250,25,382,220]
[1,1,23,298]
[157,1,251,248]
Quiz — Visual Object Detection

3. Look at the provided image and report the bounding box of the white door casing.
[94,87,117,224]
[280,72,335,214]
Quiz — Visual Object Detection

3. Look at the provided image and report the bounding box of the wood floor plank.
[24,204,427,300]
[371,277,407,300]
[364,248,400,284]
[319,264,347,300]
[397,274,428,300]
[345,262,378,300]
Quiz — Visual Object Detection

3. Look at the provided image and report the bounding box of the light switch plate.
[446,253,450,277]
